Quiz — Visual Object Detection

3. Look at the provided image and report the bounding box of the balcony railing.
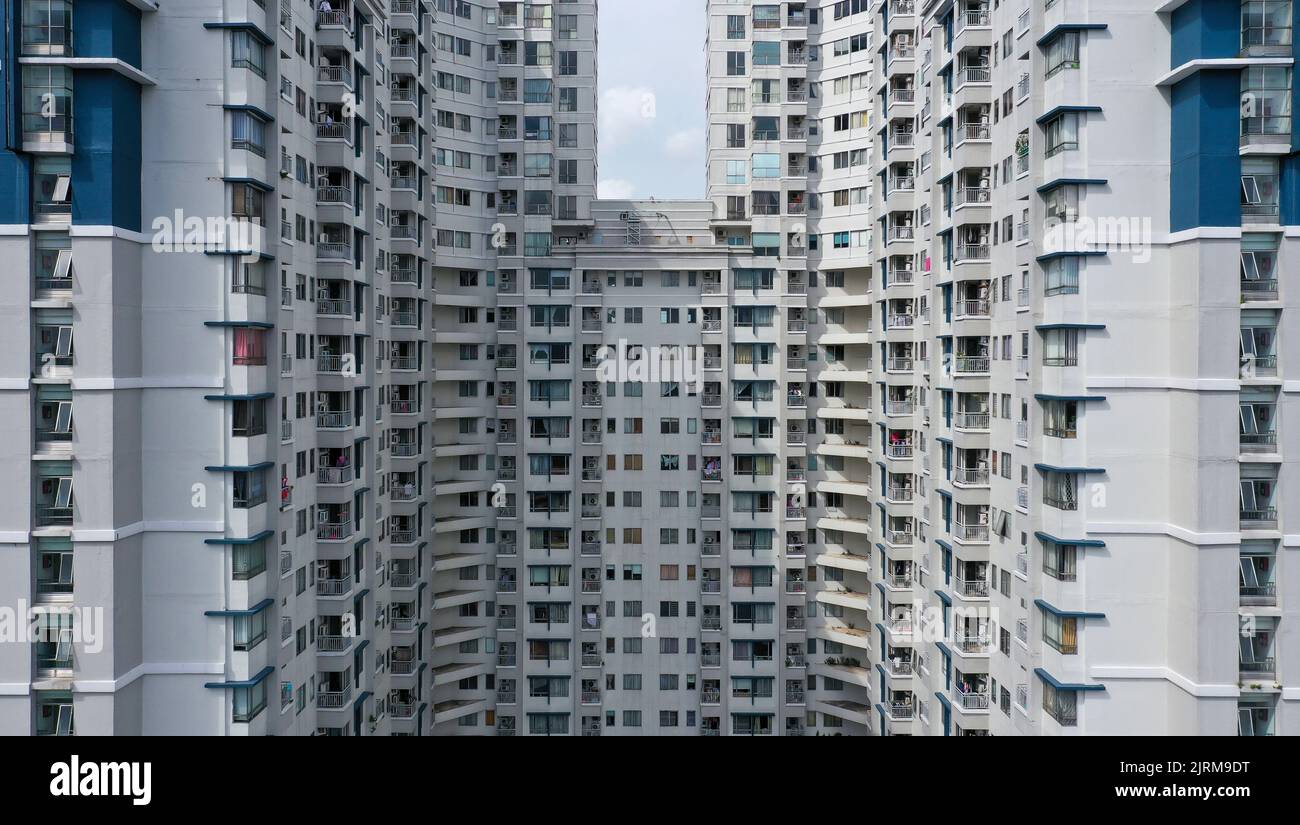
[954,356,990,374]
[953,467,990,486]
[954,687,990,710]
[954,523,990,542]
[1241,508,1278,527]
[954,576,989,598]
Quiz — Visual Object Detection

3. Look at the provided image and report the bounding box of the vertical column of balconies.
[929,0,995,735]
[806,270,877,736]
[484,0,598,737]
[726,265,785,737]
[876,0,993,737]
[981,0,1035,736]
[572,264,606,736]
[280,0,391,734]
[360,0,435,735]
[423,4,497,734]
[852,0,923,736]
[1227,0,1295,736]
[5,0,92,735]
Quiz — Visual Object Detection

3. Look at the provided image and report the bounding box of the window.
[752,232,780,256]
[727,124,746,149]
[232,327,267,366]
[726,160,747,185]
[1041,610,1079,654]
[1241,66,1293,138]
[1242,1,1294,49]
[22,0,73,55]
[752,153,779,179]
[1043,541,1078,581]
[231,182,264,224]
[21,64,72,143]
[753,41,780,66]
[1041,328,1079,366]
[33,156,72,220]
[232,539,267,580]
[1043,31,1079,78]
[523,78,553,103]
[233,610,268,651]
[1043,112,1079,158]
[232,398,267,437]
[1042,471,1078,511]
[1043,183,1078,224]
[524,116,552,140]
[525,41,553,66]
[232,110,268,156]
[231,30,267,77]
[232,470,267,509]
[1041,680,1077,726]
[232,679,268,722]
[1043,257,1080,296]
[34,538,73,596]
[524,232,552,257]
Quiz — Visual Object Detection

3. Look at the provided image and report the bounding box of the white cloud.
[599,86,657,146]
[598,178,637,200]
[664,128,703,159]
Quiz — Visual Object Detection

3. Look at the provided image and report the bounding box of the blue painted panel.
[1281,155,1300,226]
[71,71,141,231]
[74,0,143,66]
[0,0,31,222]
[1171,0,1242,67]
[1170,71,1241,231]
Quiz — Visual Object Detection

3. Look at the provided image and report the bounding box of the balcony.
[317,635,350,653]
[886,530,913,547]
[953,356,990,375]
[956,9,990,31]
[953,467,989,486]
[887,702,914,720]
[954,523,989,543]
[1241,507,1278,529]
[318,8,351,29]
[885,442,913,459]
[887,572,913,589]
[954,576,989,598]
[954,631,991,654]
[1240,656,1276,678]
[953,686,990,710]
[317,522,352,541]
[317,686,352,709]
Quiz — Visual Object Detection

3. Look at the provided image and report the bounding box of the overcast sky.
[596,0,705,200]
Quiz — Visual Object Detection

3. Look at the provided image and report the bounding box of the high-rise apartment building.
[1,0,1295,738]
[0,0,598,736]
[867,0,1298,735]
